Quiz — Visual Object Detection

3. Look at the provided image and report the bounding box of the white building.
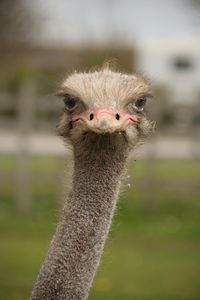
[136,36,200,103]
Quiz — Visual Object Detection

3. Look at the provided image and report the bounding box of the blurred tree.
[0,0,36,47]
[184,0,200,27]
[191,0,200,8]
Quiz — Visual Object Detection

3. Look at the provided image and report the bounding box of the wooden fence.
[0,81,199,214]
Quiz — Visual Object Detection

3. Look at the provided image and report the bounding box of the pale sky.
[30,0,200,46]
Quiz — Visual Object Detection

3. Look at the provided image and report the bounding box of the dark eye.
[128,97,147,113]
[64,95,78,111]
[135,97,146,111]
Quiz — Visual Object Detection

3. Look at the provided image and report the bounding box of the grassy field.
[0,156,200,300]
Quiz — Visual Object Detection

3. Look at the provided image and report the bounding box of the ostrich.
[30,66,154,300]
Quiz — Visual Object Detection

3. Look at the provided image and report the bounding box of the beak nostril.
[89,113,94,121]
[115,113,120,120]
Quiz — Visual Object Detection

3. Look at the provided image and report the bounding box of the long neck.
[30,137,128,300]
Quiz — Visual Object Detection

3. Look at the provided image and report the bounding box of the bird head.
[57,67,154,149]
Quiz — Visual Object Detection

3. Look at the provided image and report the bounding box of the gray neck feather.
[30,134,128,300]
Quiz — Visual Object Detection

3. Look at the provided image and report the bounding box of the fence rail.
[0,81,199,214]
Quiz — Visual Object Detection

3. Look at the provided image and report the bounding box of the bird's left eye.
[128,97,146,113]
[135,97,146,111]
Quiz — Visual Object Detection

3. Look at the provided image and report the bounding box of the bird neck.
[64,139,128,297]
[30,134,129,300]
[72,137,128,204]
[69,134,129,220]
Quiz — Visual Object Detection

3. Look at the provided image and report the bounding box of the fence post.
[16,80,35,214]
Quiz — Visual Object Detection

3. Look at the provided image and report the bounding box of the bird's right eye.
[64,95,78,111]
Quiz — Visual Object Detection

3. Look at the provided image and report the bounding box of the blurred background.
[0,0,200,299]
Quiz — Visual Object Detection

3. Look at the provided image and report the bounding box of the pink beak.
[72,109,138,133]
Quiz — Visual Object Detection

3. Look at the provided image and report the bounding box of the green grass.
[0,155,200,299]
